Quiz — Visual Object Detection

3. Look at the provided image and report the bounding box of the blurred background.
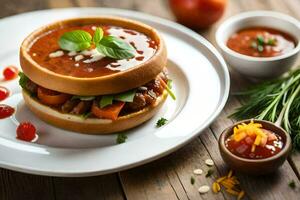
[2,0,298,44]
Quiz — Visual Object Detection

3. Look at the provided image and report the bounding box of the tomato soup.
[29,25,157,78]
[227,27,296,57]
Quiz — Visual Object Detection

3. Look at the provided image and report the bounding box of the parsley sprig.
[116,133,128,144]
[156,117,168,127]
[58,27,135,59]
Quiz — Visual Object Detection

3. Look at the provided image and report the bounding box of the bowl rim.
[20,16,167,95]
[219,119,292,163]
[215,10,300,62]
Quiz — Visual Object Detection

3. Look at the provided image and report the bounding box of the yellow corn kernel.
[237,190,245,200]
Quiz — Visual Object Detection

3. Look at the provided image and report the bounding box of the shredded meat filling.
[24,72,168,118]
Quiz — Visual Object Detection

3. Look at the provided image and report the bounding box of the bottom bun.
[22,90,168,135]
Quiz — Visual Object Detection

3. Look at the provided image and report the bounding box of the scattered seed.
[198,185,210,194]
[205,159,214,166]
[193,169,203,175]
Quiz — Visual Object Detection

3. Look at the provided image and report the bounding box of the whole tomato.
[169,0,227,29]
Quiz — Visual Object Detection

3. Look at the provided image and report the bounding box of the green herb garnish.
[230,68,300,149]
[116,133,127,144]
[288,180,296,189]
[92,27,103,44]
[257,35,265,45]
[190,176,195,185]
[156,117,168,127]
[59,27,135,59]
[59,30,92,51]
[250,35,276,53]
[18,72,34,96]
[18,72,29,89]
[205,169,214,177]
[166,80,176,100]
[97,36,135,59]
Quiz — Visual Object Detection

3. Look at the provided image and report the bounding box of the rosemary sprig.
[230,68,300,149]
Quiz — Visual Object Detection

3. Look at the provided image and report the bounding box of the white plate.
[0,8,229,177]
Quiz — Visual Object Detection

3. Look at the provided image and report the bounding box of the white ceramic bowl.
[216,11,300,79]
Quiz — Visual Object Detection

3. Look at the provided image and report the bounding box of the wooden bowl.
[20,16,167,95]
[219,119,292,175]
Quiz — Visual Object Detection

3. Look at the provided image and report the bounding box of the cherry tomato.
[0,86,9,101]
[169,0,227,29]
[3,66,19,80]
[37,87,70,105]
[16,122,36,142]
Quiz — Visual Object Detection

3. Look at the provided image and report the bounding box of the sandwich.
[19,17,174,134]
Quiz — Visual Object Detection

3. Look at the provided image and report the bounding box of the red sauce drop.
[0,86,9,101]
[135,56,144,61]
[225,130,284,159]
[0,104,15,119]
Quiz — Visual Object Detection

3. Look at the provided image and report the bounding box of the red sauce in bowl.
[29,25,157,78]
[227,27,296,57]
[225,129,284,159]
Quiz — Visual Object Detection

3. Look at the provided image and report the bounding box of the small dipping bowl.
[216,11,300,79]
[219,119,292,175]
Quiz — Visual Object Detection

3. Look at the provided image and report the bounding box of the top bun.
[20,16,167,95]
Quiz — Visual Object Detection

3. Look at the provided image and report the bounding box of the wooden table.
[1,0,300,199]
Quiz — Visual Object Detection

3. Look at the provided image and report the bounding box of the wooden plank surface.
[1,0,300,199]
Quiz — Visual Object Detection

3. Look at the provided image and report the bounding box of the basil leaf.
[103,36,135,51]
[96,36,135,59]
[93,27,103,44]
[58,30,92,51]
[100,95,114,108]
[71,95,95,101]
[114,90,136,102]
